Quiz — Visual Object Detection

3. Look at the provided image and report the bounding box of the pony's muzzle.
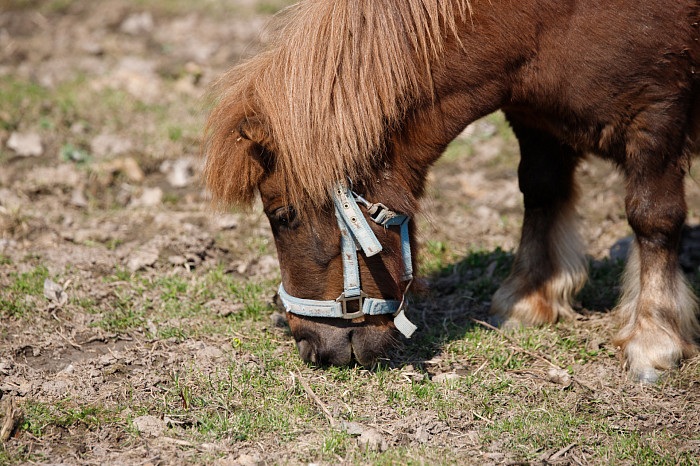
[287,313,398,366]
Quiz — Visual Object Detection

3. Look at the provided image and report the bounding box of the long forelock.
[206,0,470,209]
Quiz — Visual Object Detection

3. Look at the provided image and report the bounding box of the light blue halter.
[277,183,418,338]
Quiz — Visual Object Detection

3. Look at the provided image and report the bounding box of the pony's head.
[204,93,422,364]
[203,0,470,365]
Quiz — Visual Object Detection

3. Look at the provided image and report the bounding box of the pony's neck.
[389,0,544,198]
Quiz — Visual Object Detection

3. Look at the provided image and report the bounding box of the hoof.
[630,366,660,384]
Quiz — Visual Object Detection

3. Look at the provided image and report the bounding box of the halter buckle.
[336,290,368,319]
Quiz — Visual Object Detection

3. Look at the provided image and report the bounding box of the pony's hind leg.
[491,119,588,326]
[614,132,700,382]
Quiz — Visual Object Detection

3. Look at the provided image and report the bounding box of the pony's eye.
[272,206,296,228]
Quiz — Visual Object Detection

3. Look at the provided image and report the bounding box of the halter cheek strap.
[277,183,418,338]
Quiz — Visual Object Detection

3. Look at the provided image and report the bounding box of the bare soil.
[1,1,700,464]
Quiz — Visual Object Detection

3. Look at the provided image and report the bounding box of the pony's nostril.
[296,339,317,363]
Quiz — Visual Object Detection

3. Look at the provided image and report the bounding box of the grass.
[4,254,699,464]
[21,401,125,437]
[3,1,699,463]
[0,265,50,316]
[84,266,277,336]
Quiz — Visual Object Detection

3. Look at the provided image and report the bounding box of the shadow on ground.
[390,223,700,368]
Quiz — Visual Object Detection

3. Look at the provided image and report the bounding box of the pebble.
[197,346,223,359]
[26,164,81,187]
[130,187,163,207]
[132,415,164,437]
[161,158,193,188]
[214,214,239,230]
[90,133,134,158]
[7,132,42,157]
[41,380,69,398]
[432,372,461,383]
[127,249,159,272]
[43,278,68,306]
[340,420,364,436]
[102,157,144,183]
[546,368,572,388]
[357,428,388,452]
[71,188,88,207]
[120,12,154,35]
[255,255,279,276]
[233,454,263,466]
[0,360,13,375]
[218,302,246,318]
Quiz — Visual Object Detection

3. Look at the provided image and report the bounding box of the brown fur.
[204,0,700,374]
[203,0,470,209]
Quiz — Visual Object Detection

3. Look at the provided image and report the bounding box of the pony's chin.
[288,313,397,366]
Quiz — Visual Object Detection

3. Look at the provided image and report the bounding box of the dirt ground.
[1,1,700,464]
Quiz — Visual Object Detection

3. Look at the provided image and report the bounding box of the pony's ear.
[203,112,273,208]
[238,115,278,155]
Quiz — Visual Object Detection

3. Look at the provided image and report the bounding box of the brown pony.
[203,0,700,382]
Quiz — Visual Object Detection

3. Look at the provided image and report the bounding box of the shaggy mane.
[203,0,471,208]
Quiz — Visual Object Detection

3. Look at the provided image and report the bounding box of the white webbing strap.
[278,183,417,338]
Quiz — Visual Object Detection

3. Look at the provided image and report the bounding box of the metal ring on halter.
[276,182,417,338]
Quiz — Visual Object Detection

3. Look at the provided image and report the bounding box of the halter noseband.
[277,183,418,338]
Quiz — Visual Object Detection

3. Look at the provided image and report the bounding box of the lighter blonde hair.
[203,0,471,208]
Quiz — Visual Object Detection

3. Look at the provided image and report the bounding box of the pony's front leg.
[491,121,588,326]
[614,143,700,382]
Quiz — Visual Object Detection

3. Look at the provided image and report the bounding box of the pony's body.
[205,0,700,381]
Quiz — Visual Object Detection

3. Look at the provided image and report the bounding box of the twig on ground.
[472,319,558,368]
[292,370,337,428]
[549,443,577,461]
[1,396,20,442]
[57,329,82,350]
[472,319,596,392]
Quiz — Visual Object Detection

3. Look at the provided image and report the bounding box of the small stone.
[132,415,164,437]
[104,157,144,182]
[80,40,103,55]
[127,249,159,272]
[357,428,388,452]
[130,187,163,207]
[91,133,134,158]
[41,380,69,398]
[59,364,75,375]
[197,346,223,359]
[218,302,246,318]
[546,368,572,388]
[255,255,279,276]
[147,320,158,337]
[26,164,81,187]
[168,255,187,266]
[340,421,364,436]
[161,158,193,188]
[120,12,154,35]
[233,454,263,466]
[70,121,88,134]
[7,132,42,157]
[214,214,239,230]
[415,425,430,443]
[71,188,88,207]
[0,360,13,375]
[432,372,461,384]
[43,279,68,306]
